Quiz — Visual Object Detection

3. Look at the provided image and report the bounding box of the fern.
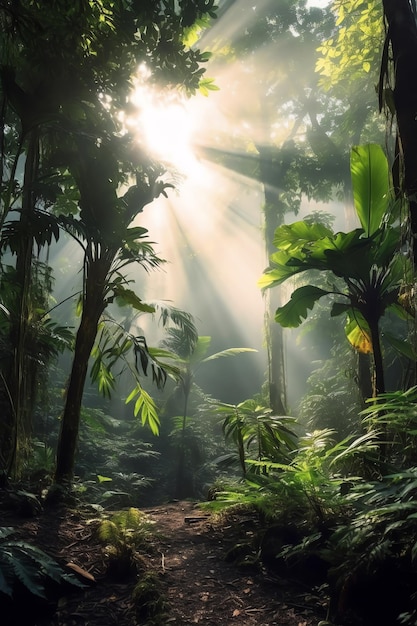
[0,529,84,599]
[98,508,154,579]
[98,507,154,551]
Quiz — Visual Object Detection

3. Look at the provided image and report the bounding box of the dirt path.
[2,499,327,625]
[143,501,325,625]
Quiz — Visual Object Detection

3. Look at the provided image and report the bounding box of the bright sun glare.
[126,65,198,174]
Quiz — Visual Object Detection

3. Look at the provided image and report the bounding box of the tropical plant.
[161,331,257,497]
[207,426,383,527]
[0,0,218,485]
[259,143,412,397]
[325,468,417,625]
[297,341,363,439]
[0,258,73,476]
[0,526,84,602]
[98,507,154,579]
[361,386,417,467]
[132,570,169,625]
[211,398,297,476]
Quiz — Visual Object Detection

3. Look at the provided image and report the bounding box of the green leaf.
[112,286,155,313]
[275,286,331,327]
[350,144,390,236]
[189,336,211,364]
[258,251,307,290]
[273,221,334,253]
[198,77,220,96]
[383,332,416,360]
[126,385,160,435]
[203,347,257,363]
[97,475,112,483]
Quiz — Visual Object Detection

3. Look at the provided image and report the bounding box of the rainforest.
[1,1,417,625]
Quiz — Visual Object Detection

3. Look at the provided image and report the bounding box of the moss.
[132,571,169,625]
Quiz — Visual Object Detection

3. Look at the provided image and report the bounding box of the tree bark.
[3,130,39,477]
[258,145,287,415]
[54,255,112,485]
[383,0,417,264]
[369,319,385,397]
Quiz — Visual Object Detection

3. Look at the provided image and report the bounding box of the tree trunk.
[383,0,417,265]
[357,352,373,404]
[175,382,190,499]
[258,145,287,415]
[369,318,385,397]
[54,255,112,485]
[3,130,39,477]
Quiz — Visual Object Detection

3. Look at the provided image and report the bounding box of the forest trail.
[2,498,326,626]
[142,501,324,625]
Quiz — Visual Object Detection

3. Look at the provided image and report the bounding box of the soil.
[1,498,329,625]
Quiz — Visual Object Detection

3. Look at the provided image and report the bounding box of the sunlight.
[125,0,339,402]
[126,67,199,175]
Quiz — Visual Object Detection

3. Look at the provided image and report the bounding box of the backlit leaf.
[275,286,330,328]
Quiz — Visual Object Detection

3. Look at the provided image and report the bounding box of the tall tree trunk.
[258,145,287,415]
[54,255,112,485]
[175,380,190,499]
[382,0,417,265]
[3,130,38,477]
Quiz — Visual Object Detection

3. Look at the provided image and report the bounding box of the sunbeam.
[125,0,340,404]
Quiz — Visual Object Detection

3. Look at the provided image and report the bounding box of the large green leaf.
[258,250,310,290]
[275,285,331,327]
[273,221,334,253]
[203,347,257,363]
[372,227,401,269]
[350,144,390,236]
[189,336,212,365]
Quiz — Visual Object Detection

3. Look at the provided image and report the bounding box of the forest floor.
[2,499,329,626]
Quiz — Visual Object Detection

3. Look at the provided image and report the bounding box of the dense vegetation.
[1,1,417,624]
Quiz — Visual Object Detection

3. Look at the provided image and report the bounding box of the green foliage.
[361,387,417,467]
[297,347,362,439]
[24,441,55,476]
[125,385,161,436]
[260,144,411,398]
[316,0,383,95]
[98,507,154,578]
[350,144,390,236]
[0,527,84,599]
[160,332,257,497]
[99,507,153,549]
[326,469,417,624]
[0,0,217,482]
[206,429,364,525]
[74,406,160,505]
[211,398,297,475]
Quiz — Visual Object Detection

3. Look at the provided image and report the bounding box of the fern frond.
[4,546,47,598]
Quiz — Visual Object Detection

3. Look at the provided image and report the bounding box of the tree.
[380,0,417,266]
[199,0,384,414]
[259,144,412,398]
[161,331,256,497]
[0,0,218,483]
[212,397,297,477]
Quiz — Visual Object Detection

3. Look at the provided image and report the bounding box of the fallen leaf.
[66,562,95,582]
